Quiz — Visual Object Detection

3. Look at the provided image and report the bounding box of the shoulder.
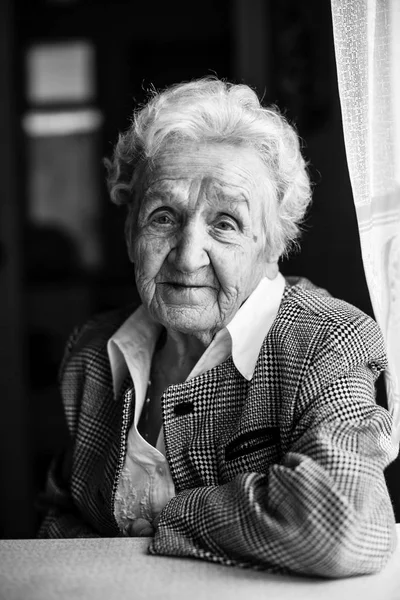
[54,305,136,435]
[68,305,135,353]
[271,284,387,373]
[281,283,376,332]
[59,304,136,382]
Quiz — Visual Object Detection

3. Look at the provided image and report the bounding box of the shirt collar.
[226,271,285,380]
[107,306,162,401]
[107,272,285,400]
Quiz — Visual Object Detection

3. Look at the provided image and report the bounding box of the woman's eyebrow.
[142,180,188,203]
[214,190,250,212]
[141,188,163,204]
[141,182,251,214]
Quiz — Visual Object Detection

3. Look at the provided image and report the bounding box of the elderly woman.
[39,78,397,577]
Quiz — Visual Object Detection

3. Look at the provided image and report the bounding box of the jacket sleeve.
[37,445,100,538]
[37,326,99,539]
[149,321,398,577]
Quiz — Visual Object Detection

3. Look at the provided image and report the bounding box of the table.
[1,526,399,600]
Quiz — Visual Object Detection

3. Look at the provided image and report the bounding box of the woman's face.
[131,141,278,343]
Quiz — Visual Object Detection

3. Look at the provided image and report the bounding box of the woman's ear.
[126,241,135,263]
[124,205,137,263]
[261,239,281,279]
[261,239,281,273]
[264,259,279,280]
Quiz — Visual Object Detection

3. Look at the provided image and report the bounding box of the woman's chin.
[154,305,216,338]
[158,283,215,306]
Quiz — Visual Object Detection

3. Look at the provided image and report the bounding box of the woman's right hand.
[128,518,155,537]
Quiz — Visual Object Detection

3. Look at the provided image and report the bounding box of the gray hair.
[105,77,312,258]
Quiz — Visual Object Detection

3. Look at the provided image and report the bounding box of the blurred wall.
[0,0,397,537]
[0,0,35,539]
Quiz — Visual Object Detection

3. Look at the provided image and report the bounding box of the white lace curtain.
[331,0,400,446]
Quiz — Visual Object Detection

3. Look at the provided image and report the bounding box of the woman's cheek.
[131,234,145,265]
[134,235,174,287]
[212,244,247,283]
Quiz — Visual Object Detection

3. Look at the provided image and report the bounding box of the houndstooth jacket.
[38,282,398,577]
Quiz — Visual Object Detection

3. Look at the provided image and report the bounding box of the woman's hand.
[127,518,155,537]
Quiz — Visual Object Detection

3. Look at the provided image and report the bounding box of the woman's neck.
[153,329,208,386]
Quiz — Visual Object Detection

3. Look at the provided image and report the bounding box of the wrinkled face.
[131,141,278,342]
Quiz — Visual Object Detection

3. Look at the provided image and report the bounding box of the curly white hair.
[105,77,312,258]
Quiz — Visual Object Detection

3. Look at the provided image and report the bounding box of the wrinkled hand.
[152,513,161,529]
[128,518,155,537]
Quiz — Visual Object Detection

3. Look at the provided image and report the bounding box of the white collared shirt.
[108,272,286,535]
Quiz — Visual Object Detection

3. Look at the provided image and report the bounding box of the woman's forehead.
[143,176,250,203]
[140,141,270,197]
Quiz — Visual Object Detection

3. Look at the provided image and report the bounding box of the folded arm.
[149,361,397,576]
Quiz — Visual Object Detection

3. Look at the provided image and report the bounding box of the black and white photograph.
[0,0,399,598]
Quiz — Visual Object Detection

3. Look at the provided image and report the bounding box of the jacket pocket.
[225,426,280,462]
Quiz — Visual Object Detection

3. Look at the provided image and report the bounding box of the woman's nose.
[168,223,210,273]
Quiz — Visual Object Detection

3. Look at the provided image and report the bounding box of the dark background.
[0,0,398,538]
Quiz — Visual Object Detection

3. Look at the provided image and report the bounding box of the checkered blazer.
[38,283,398,577]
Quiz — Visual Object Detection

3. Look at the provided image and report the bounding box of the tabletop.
[0,525,399,600]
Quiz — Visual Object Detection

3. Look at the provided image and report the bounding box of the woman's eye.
[214,217,238,231]
[151,211,175,226]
